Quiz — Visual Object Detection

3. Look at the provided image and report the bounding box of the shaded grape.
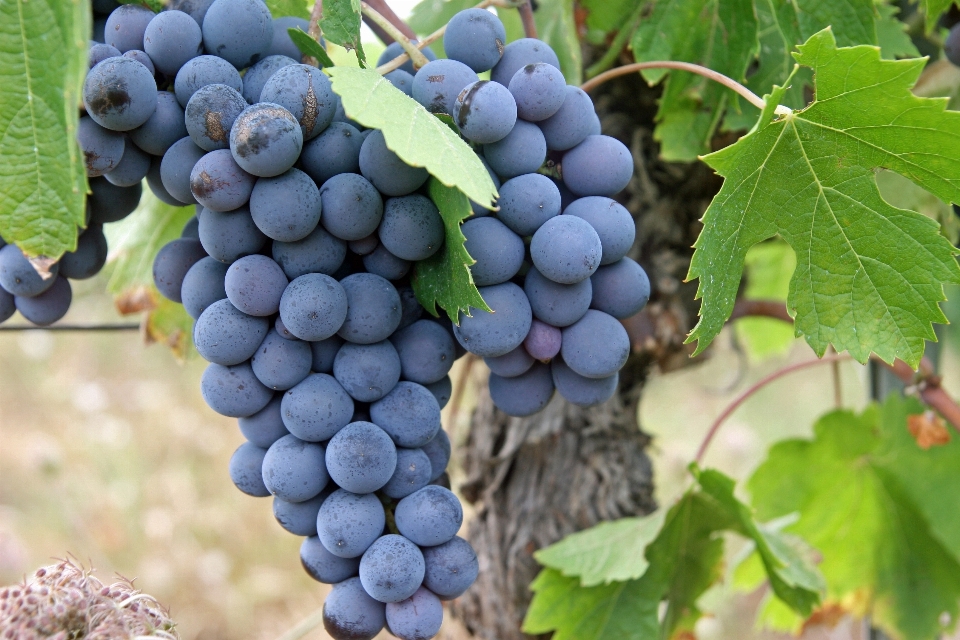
[201,361,273,417]
[359,130,429,197]
[229,442,270,497]
[278,273,348,341]
[281,373,354,442]
[250,168,322,242]
[262,434,329,502]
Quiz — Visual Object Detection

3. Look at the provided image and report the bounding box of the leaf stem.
[584,1,645,79]
[361,0,418,43]
[360,2,430,69]
[308,0,322,40]
[518,1,537,39]
[581,61,792,116]
[694,354,852,464]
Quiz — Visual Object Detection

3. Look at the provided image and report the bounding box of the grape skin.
[412,59,480,116]
[443,8,506,73]
[78,116,124,177]
[130,91,187,156]
[251,329,312,390]
[194,298,269,365]
[453,282,532,358]
[322,576,386,640]
[523,265,592,328]
[104,4,155,53]
[377,41,438,75]
[260,64,337,140]
[394,485,463,547]
[551,358,618,407]
[530,215,602,284]
[390,319,455,385]
[201,0,273,69]
[333,340,402,402]
[337,273,402,345]
[168,0,216,27]
[273,491,327,536]
[491,38,560,86]
[301,537,362,585]
[362,244,410,281]
[230,103,304,178]
[489,361,555,416]
[174,55,243,107]
[563,196,635,265]
[359,130,429,197]
[278,273,349,341]
[180,256,228,319]
[947,24,960,67]
[325,421,398,494]
[197,205,267,264]
[317,490,386,558]
[281,373,354,442]
[385,69,414,95]
[269,17,310,60]
[370,381,441,448]
[319,173,384,241]
[262,434,330,502]
[421,429,450,482]
[300,122,363,186]
[185,83,247,152]
[484,345,534,378]
[378,195,444,261]
[250,168,322,242]
[88,177,142,224]
[241,54,297,104]
[190,148,256,212]
[201,361,273,417]
[496,173,561,237]
[229,442,270,497]
[386,587,444,640]
[14,277,72,326]
[524,319,562,361]
[482,120,546,180]
[104,142,151,187]
[310,335,344,374]
[562,135,634,197]
[152,237,207,303]
[421,536,479,600]
[453,80,517,144]
[0,245,57,298]
[123,49,155,75]
[272,226,346,279]
[560,309,630,379]
[424,377,452,410]
[89,42,120,69]
[508,62,566,121]
[359,535,425,603]
[381,447,432,500]
[590,257,651,319]
[0,289,15,324]
[83,56,158,132]
[237,395,290,448]
[160,137,205,205]
[143,10,203,76]
[60,225,108,280]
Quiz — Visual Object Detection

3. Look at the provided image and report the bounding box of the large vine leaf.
[412,179,489,319]
[320,0,366,66]
[264,0,310,19]
[327,67,498,208]
[0,0,89,261]
[687,29,960,367]
[630,0,758,161]
[580,0,639,33]
[793,0,877,47]
[749,395,960,639]
[524,468,822,639]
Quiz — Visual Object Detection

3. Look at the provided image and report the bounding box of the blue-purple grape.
[238,395,290,448]
[317,490,386,558]
[272,226,346,279]
[78,116,124,177]
[181,255,228,319]
[325,421,398,494]
[88,177,142,223]
[130,91,187,155]
[394,485,463,547]
[412,58,479,116]
[563,196,635,265]
[539,85,594,151]
[560,309,629,378]
[104,4,155,53]
[461,217,523,287]
[551,358,618,407]
[333,341,402,402]
[14,277,72,326]
[60,225,108,280]
[482,119,546,180]
[174,55,243,107]
[104,141,150,187]
[311,336,344,374]
[381,447,432,500]
[378,195,444,261]
[369,381,441,448]
[269,17,310,60]
[229,442,270,497]
[83,56,158,131]
[523,265,591,327]
[318,173,384,241]
[89,42,120,69]
[241,54,297,104]
[201,361,273,417]
[359,535,425,603]
[490,38,560,86]
[250,168,321,242]
[230,103,303,177]
[338,273,402,344]
[384,69,414,95]
[143,10,202,76]
[262,433,329,502]
[273,491,327,536]
[281,373,354,442]
[361,244,410,281]
[323,577,386,640]
[152,237,207,303]
[359,130,429,197]
[485,345,534,378]
[197,205,267,263]
[421,536,478,600]
[590,257,650,319]
[260,64,337,140]
[496,173,561,236]
[508,62,566,121]
[489,361,554,416]
[160,136,205,204]
[377,41,438,75]
[390,319,455,385]
[524,319,561,361]
[562,134,634,197]
[224,254,288,317]
[453,282,532,357]
[385,587,444,640]
[201,0,273,69]
[443,8,506,73]
[185,83,246,151]
[194,298,269,365]
[301,536,362,584]
[278,273,348,341]
[530,215,602,284]
[251,329,312,390]
[300,122,363,185]
[421,429,450,482]
[190,149,256,211]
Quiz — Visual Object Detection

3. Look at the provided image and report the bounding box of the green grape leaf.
[412,178,489,320]
[0,0,89,261]
[534,511,667,586]
[920,0,957,31]
[534,0,582,86]
[875,3,920,60]
[105,192,195,357]
[265,0,310,19]
[288,27,335,67]
[748,395,960,639]
[327,66,498,208]
[793,0,877,46]
[320,0,366,67]
[580,0,640,33]
[687,29,960,367]
[630,0,758,161]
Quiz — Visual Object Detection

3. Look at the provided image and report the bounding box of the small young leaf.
[320,0,366,67]
[288,27,335,67]
[0,0,89,260]
[922,0,958,31]
[326,66,498,208]
[688,29,960,367]
[875,3,920,60]
[534,0,582,86]
[793,0,877,47]
[412,179,489,320]
[264,0,310,19]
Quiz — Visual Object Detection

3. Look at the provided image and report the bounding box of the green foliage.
[875,4,921,60]
[287,27,335,67]
[412,179,489,320]
[264,0,310,19]
[921,0,959,31]
[524,468,822,639]
[687,29,960,367]
[580,0,639,33]
[0,0,89,260]
[735,242,798,360]
[320,0,366,67]
[749,395,960,639]
[532,0,582,85]
[793,0,877,46]
[631,0,759,161]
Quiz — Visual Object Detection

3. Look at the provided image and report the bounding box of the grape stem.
[581,61,793,116]
[304,0,323,66]
[362,0,417,43]
[519,1,538,39]
[360,2,431,69]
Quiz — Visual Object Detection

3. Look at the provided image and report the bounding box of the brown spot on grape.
[205,111,226,142]
[302,76,318,134]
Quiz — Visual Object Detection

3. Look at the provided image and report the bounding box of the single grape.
[395,485,463,547]
[190,149,256,211]
[453,282,532,357]
[489,361,555,416]
[201,0,273,69]
[122,49,155,75]
[301,536,362,584]
[508,62,566,121]
[396,287,423,330]
[563,196,635,265]
[412,58,480,115]
[260,64,337,140]
[338,273,402,344]
[230,103,303,177]
[317,490,386,558]
[300,122,363,185]
[274,316,296,339]
[333,341,402,402]
[325,421,398,494]
[523,265,591,327]
[323,577,386,640]
[281,373,354,441]
[496,173,561,236]
[87,177,142,223]
[311,336,344,374]
[469,155,500,216]
[273,492,327,536]
[524,319,561,361]
[250,168,322,242]
[229,442,270,497]
[181,255,228,319]
[185,83,246,151]
[14,277,72,326]
[104,4,155,53]
[490,38,560,86]
[89,42,120,68]
[130,91,187,156]
[482,119,546,180]
[381,448,432,500]
[551,358,618,406]
[318,173,385,242]
[224,254,288,317]
[484,345,534,378]
[376,41,438,75]
[272,226,346,279]
[251,329,312,390]
[420,429,450,482]
[0,288,14,324]
[197,205,267,263]
[361,245,410,281]
[384,69,414,95]
[60,225,108,280]
[461,217,523,287]
[238,395,290,448]
[946,23,960,67]
[359,535,425,604]
[160,136,205,204]
[83,56,158,131]
[378,195,444,261]
[444,8,506,72]
[194,298,269,365]
[591,257,650,319]
[167,0,215,26]
[143,10,202,76]
[454,80,517,144]
[562,134,634,197]
[78,116,124,177]
[104,141,150,187]
[539,86,595,151]
[359,130,429,197]
[586,110,601,136]
[369,381,441,448]
[390,320,455,385]
[269,17,311,60]
[421,536,478,600]
[241,54,297,104]
[530,215,602,284]
[278,273,348,341]
[201,361,273,417]
[262,434,329,502]
[174,55,243,107]
[151,237,207,303]
[560,309,630,378]
[386,587,444,640]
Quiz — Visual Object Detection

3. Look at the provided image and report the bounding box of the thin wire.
[0,323,141,332]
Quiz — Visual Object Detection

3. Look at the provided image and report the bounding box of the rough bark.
[452,72,724,639]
